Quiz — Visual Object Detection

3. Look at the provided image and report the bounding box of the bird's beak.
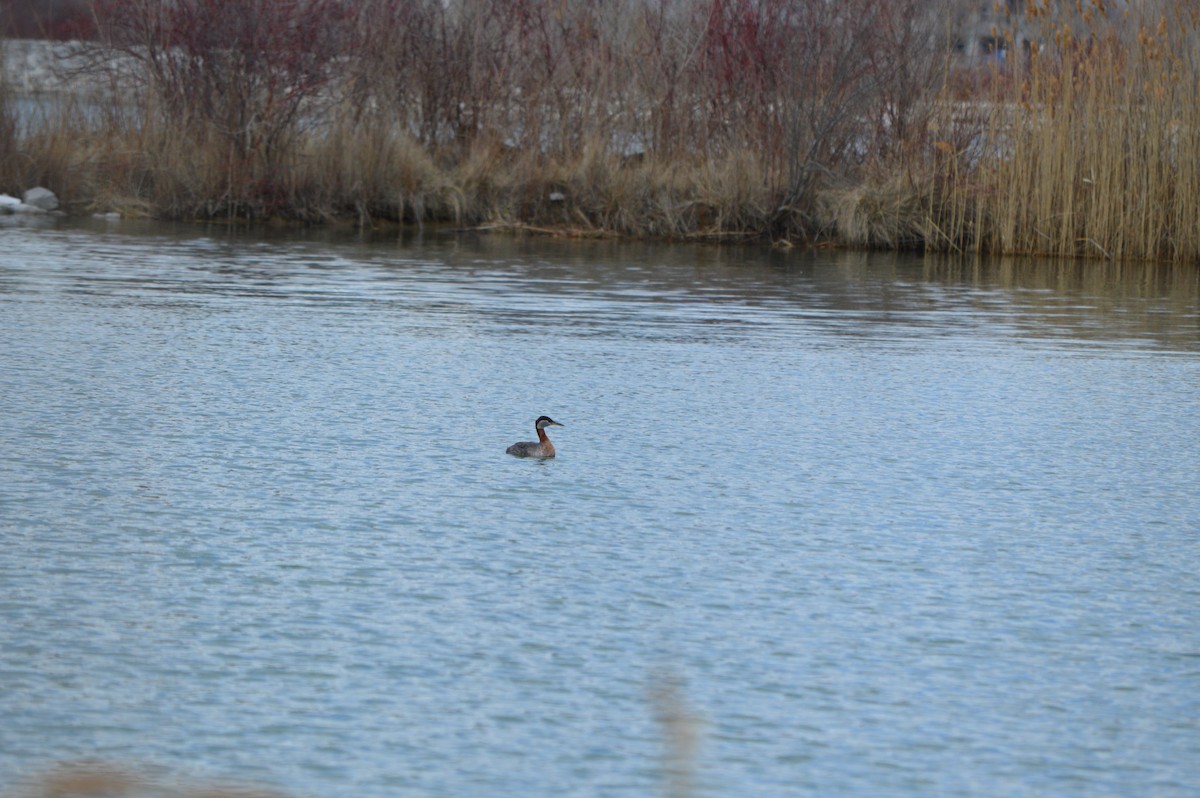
[552,420,564,427]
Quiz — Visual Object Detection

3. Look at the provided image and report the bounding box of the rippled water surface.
[2,218,1198,798]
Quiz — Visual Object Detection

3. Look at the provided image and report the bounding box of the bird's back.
[506,440,553,458]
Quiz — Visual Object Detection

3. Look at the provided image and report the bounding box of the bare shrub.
[83,0,356,216]
[19,0,955,238]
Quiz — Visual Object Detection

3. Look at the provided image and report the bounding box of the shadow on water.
[6,216,1194,355]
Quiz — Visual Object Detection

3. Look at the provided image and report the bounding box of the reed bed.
[1,0,1197,263]
[931,1,1200,263]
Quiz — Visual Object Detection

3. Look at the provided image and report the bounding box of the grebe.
[506,416,564,458]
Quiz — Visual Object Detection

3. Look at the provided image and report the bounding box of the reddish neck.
[537,427,549,443]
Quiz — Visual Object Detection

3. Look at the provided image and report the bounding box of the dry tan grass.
[822,171,933,250]
[650,675,703,798]
[25,763,287,798]
[933,5,1200,263]
[292,119,459,225]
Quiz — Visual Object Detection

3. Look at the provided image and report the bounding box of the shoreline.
[3,4,1199,265]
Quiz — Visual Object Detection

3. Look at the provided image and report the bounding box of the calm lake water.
[1,217,1198,798]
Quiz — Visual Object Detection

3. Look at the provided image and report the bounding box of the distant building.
[950,0,1038,63]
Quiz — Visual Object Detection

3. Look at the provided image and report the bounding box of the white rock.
[23,187,59,211]
[0,194,47,214]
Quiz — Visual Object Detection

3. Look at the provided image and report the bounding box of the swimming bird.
[506,416,564,458]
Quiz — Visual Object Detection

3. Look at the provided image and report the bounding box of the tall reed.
[934,1,1200,263]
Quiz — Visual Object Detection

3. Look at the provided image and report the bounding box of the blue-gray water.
[1,218,1198,798]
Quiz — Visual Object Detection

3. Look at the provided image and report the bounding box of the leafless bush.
[78,0,355,215]
[16,0,956,235]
